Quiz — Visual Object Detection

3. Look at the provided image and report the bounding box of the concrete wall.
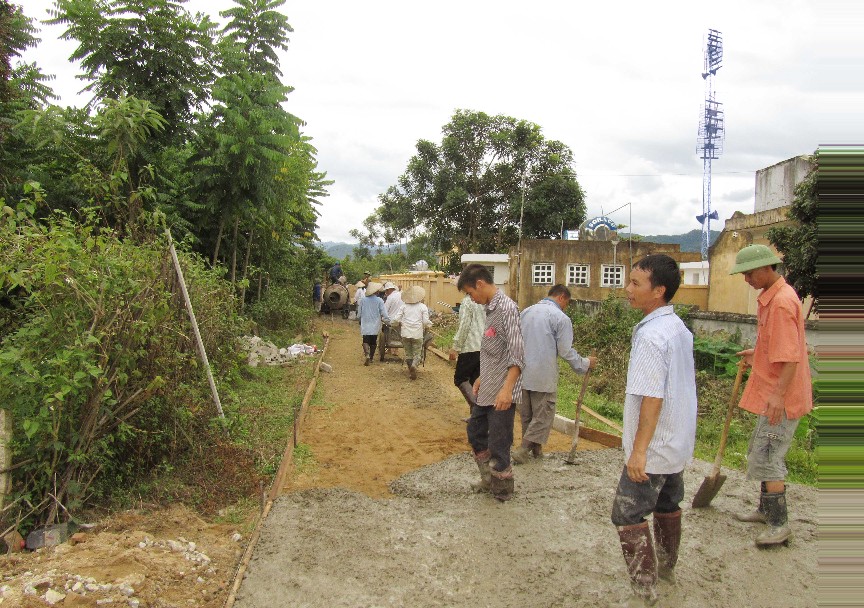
[377,271,462,314]
[755,156,815,213]
[507,239,705,310]
[691,310,817,350]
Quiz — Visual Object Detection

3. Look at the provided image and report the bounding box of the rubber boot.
[490,466,514,502]
[406,359,417,380]
[362,343,371,366]
[756,490,791,546]
[531,443,543,459]
[511,445,533,465]
[616,522,658,606]
[457,381,477,408]
[471,450,492,493]
[736,482,768,523]
[652,510,681,583]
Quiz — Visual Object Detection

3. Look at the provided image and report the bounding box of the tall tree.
[219,0,291,78]
[48,0,217,142]
[366,109,586,260]
[767,160,817,313]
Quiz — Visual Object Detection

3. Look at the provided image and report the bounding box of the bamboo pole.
[165,230,226,424]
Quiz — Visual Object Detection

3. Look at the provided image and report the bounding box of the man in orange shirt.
[730,244,813,547]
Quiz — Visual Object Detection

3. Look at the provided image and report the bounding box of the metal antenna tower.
[696,29,724,260]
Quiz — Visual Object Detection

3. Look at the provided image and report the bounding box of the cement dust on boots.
[512,442,542,465]
[362,343,371,366]
[736,481,768,523]
[405,359,417,379]
[617,522,658,606]
[489,466,514,502]
[471,450,492,493]
[652,510,681,583]
[755,490,791,546]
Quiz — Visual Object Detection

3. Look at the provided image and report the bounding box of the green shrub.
[0,205,241,525]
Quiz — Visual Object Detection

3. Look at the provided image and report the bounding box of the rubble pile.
[238,336,319,367]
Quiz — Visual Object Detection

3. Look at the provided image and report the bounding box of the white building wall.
[754,156,814,213]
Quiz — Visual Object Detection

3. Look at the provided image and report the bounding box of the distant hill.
[632,229,721,253]
[320,230,720,258]
[319,241,407,260]
[319,241,356,259]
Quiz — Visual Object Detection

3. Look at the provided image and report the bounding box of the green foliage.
[358,109,586,269]
[566,295,642,403]
[693,333,746,378]
[48,0,218,140]
[0,205,242,524]
[1,0,329,527]
[767,160,817,305]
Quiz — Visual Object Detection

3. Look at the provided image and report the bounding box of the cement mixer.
[321,282,351,318]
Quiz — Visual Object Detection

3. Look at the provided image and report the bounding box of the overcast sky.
[21,0,858,243]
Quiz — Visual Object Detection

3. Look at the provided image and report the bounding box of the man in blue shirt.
[357,282,390,366]
[515,285,595,464]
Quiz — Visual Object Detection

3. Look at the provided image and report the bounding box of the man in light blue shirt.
[611,254,697,606]
[357,282,390,365]
[515,285,595,464]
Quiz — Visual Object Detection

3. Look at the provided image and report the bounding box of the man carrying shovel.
[729,244,812,547]
[611,255,697,606]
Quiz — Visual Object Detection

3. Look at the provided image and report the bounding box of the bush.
[0,205,242,526]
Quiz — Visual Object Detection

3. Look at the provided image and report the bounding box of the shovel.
[691,360,746,508]
[564,364,593,464]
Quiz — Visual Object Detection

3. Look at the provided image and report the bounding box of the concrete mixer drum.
[321,283,350,318]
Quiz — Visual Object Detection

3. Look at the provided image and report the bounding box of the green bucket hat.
[729,244,782,274]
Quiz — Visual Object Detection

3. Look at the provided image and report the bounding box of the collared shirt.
[624,305,697,474]
[384,290,404,319]
[477,289,524,407]
[520,298,589,392]
[358,295,390,336]
[451,295,485,354]
[393,302,431,339]
[739,277,813,419]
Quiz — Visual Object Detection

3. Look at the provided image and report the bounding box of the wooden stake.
[166,230,226,424]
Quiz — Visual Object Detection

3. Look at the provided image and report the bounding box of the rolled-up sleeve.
[557,318,589,374]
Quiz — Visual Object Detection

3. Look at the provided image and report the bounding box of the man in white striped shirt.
[457,264,524,502]
[612,254,697,606]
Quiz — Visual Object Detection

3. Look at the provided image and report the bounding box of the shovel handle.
[710,360,746,475]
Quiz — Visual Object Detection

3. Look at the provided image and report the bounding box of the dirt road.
[234,319,818,608]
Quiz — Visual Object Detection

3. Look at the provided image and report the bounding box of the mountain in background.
[319,229,720,258]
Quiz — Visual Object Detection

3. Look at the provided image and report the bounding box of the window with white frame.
[567,264,590,287]
[532,263,555,285]
[601,264,625,288]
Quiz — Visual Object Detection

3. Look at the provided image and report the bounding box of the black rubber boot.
[736,481,768,523]
[756,490,791,546]
[362,343,371,365]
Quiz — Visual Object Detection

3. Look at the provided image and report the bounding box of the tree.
[363,109,586,264]
[48,0,217,142]
[767,160,816,313]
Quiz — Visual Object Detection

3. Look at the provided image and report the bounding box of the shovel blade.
[691,473,727,508]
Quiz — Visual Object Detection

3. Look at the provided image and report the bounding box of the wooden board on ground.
[553,414,622,448]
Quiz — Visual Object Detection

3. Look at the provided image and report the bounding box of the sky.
[20,0,860,244]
